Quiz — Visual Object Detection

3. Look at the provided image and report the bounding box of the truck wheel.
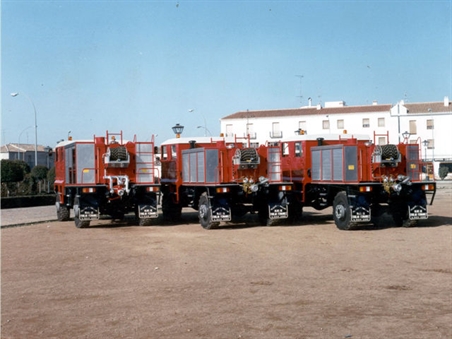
[289,201,303,224]
[138,218,153,226]
[74,197,90,228]
[333,192,354,230]
[258,207,276,226]
[260,216,276,226]
[370,203,383,228]
[198,193,219,229]
[391,204,407,227]
[56,196,70,221]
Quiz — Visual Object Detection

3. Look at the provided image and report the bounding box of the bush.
[17,173,36,195]
[47,167,55,189]
[1,160,27,183]
[439,166,449,180]
[31,165,48,180]
[1,160,32,196]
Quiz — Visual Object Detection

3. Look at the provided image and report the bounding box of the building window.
[270,122,282,138]
[322,120,330,130]
[378,117,385,127]
[409,120,417,134]
[245,123,256,139]
[362,118,370,128]
[426,119,434,130]
[226,124,233,137]
[298,121,307,130]
[337,119,344,129]
[427,139,434,149]
[378,137,386,145]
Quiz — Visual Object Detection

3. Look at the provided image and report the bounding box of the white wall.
[220,105,452,179]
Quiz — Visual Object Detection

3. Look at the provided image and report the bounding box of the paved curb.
[1,219,58,229]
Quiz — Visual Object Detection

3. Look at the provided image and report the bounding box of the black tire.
[380,144,399,160]
[56,195,70,221]
[239,148,258,162]
[134,205,154,226]
[109,146,128,161]
[371,203,383,228]
[138,218,153,226]
[258,206,276,226]
[74,197,90,228]
[198,193,219,229]
[288,200,303,224]
[333,192,354,230]
[391,204,408,227]
[75,217,90,229]
[260,216,277,226]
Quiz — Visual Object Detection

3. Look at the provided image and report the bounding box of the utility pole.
[295,75,304,105]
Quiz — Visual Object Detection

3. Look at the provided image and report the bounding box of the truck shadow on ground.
[82,211,451,230]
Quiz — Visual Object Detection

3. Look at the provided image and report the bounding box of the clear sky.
[1,0,451,148]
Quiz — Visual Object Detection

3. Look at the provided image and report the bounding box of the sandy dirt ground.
[1,185,451,339]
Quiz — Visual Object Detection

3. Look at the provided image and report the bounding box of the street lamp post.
[189,109,207,136]
[402,131,410,143]
[11,92,38,167]
[197,125,212,136]
[422,140,429,161]
[44,146,52,192]
[17,125,33,160]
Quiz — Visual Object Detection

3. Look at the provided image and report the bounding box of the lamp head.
[172,123,184,138]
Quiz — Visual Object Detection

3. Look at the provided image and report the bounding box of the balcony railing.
[269,131,283,138]
[243,132,257,139]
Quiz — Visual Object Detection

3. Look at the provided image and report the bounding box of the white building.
[220,97,452,179]
[0,143,54,169]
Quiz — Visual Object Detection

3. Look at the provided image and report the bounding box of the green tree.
[1,160,30,196]
[13,160,31,175]
[31,165,49,194]
[31,165,48,180]
[47,167,55,191]
[17,173,36,195]
[1,159,25,183]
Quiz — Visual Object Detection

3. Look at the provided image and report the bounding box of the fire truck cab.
[160,136,293,228]
[54,131,160,228]
[279,133,436,230]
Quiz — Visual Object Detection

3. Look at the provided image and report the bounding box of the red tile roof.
[223,104,393,120]
[404,101,451,114]
[222,100,451,120]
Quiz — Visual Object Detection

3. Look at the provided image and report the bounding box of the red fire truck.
[278,133,436,230]
[159,136,293,228]
[54,131,160,228]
